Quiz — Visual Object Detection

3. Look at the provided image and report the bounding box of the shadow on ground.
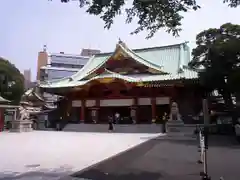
[141,134,240,149]
[154,135,240,149]
[72,135,240,180]
[71,135,200,180]
[75,169,163,180]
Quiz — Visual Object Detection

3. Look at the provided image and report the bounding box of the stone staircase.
[63,124,164,133]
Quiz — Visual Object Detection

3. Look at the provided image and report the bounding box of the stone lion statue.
[170,102,181,121]
[17,105,30,121]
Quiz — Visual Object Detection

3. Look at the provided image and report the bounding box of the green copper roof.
[118,42,165,72]
[40,41,197,89]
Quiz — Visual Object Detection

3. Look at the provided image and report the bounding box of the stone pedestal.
[37,120,46,130]
[166,120,184,133]
[10,120,33,132]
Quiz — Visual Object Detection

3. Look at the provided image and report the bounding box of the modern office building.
[36,45,48,81]
[39,52,90,81]
[80,49,101,56]
[38,47,100,118]
[23,69,32,89]
[37,46,100,81]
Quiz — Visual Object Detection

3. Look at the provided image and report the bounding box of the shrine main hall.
[40,41,202,124]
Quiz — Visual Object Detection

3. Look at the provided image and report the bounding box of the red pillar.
[151,97,156,122]
[133,98,138,123]
[80,100,85,123]
[95,99,100,123]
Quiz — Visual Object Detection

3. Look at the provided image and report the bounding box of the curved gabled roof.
[40,69,197,89]
[118,42,164,72]
[39,41,197,89]
[70,41,167,80]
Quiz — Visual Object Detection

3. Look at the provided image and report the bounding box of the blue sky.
[0,0,239,81]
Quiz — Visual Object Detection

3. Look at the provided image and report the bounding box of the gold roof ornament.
[118,38,122,44]
[136,82,144,87]
[98,77,115,84]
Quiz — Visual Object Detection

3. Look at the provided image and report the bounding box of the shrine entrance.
[70,78,173,124]
[99,106,131,124]
[156,104,170,119]
[84,79,134,123]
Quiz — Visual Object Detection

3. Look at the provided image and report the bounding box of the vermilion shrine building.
[40,41,202,124]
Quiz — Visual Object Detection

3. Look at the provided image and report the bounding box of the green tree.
[189,23,240,121]
[55,0,239,38]
[0,57,24,104]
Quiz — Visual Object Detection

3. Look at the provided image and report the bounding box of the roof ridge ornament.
[118,38,127,48]
[118,38,122,44]
[177,67,184,74]
[43,45,47,52]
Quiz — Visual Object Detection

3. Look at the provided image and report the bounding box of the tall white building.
[23,69,32,90]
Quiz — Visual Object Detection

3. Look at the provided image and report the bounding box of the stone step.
[63,124,164,133]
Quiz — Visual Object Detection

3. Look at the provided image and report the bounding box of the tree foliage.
[189,23,240,113]
[55,0,240,38]
[0,57,24,104]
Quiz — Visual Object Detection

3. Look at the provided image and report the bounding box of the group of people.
[107,112,120,131]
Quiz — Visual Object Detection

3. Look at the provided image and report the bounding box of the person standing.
[92,109,97,124]
[56,116,62,131]
[131,109,136,124]
[115,112,120,124]
[108,115,114,132]
[162,112,167,133]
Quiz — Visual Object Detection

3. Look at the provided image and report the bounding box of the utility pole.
[200,43,211,180]
[200,99,211,180]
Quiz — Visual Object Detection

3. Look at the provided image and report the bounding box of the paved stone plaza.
[1,131,240,180]
[0,131,161,180]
